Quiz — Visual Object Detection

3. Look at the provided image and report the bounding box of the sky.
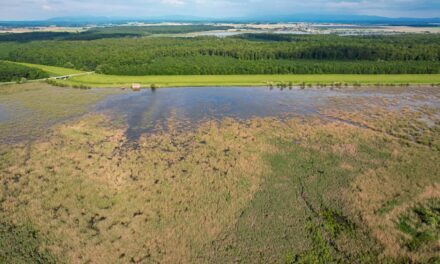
[0,0,439,20]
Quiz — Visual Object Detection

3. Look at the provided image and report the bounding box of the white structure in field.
[131,83,141,91]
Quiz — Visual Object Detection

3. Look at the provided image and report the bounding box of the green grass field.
[66,73,440,87]
[7,61,85,77]
[6,61,440,87]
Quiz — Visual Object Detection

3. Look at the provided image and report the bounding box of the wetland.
[0,83,439,263]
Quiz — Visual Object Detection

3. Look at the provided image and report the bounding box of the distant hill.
[1,15,439,27]
[250,14,440,25]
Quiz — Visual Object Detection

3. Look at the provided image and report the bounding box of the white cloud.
[0,0,438,20]
[161,0,185,6]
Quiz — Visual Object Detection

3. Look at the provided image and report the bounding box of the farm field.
[1,83,439,263]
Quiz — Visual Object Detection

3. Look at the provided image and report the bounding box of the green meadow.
[64,72,440,87]
[5,61,440,87]
[15,62,85,77]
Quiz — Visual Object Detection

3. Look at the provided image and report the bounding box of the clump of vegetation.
[0,61,48,82]
[46,78,69,87]
[46,78,91,89]
[0,221,57,264]
[398,199,440,253]
[286,208,361,264]
[72,84,91,89]
[287,218,335,264]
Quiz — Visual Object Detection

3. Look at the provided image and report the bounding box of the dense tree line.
[0,31,140,42]
[0,25,234,42]
[0,32,73,42]
[235,33,440,45]
[0,61,49,81]
[0,33,439,75]
[96,56,440,75]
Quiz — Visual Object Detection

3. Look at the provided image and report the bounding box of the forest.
[0,25,233,42]
[0,33,439,75]
[0,61,49,82]
[94,56,440,75]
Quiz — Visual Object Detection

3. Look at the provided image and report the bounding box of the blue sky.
[1,0,439,20]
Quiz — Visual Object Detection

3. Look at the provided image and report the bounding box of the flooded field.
[1,84,438,143]
[96,86,440,141]
[1,83,439,263]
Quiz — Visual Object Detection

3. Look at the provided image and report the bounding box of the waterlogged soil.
[0,104,9,122]
[0,84,439,263]
[0,83,122,144]
[96,86,440,141]
[1,84,438,143]
[96,87,334,140]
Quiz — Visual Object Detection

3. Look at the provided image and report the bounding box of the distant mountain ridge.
[1,14,440,27]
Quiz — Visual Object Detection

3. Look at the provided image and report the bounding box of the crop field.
[0,83,439,263]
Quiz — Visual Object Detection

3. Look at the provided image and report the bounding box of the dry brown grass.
[1,86,439,263]
[1,114,276,263]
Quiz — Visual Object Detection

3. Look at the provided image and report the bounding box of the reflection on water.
[0,104,8,122]
[1,85,438,143]
[97,87,330,140]
[95,86,437,141]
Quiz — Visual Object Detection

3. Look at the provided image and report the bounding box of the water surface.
[1,85,438,143]
[0,104,8,122]
[97,87,334,139]
[96,86,438,140]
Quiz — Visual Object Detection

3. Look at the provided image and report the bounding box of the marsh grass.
[0,85,439,263]
[207,112,439,263]
[0,221,57,264]
[0,83,121,143]
[398,199,440,255]
[1,114,274,263]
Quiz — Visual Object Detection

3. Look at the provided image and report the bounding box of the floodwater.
[0,105,8,122]
[95,86,439,141]
[1,85,439,143]
[97,87,363,140]
[97,87,331,140]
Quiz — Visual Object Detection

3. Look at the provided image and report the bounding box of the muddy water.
[0,105,8,122]
[95,86,439,141]
[96,87,334,140]
[1,85,438,143]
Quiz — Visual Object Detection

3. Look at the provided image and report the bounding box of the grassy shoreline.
[3,61,440,88]
[64,73,440,88]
